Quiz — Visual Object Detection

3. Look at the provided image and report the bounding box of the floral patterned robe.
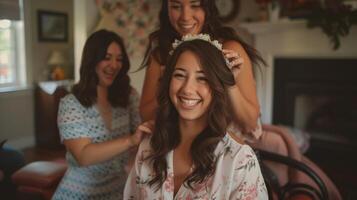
[124,133,268,200]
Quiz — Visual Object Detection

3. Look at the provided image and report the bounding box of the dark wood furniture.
[35,81,70,149]
[255,149,329,200]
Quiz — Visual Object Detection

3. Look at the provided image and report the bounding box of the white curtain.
[0,0,20,20]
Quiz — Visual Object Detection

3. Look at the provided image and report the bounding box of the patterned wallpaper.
[94,0,160,59]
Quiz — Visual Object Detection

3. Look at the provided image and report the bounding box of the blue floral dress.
[52,88,141,200]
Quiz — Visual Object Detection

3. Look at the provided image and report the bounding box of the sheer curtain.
[0,0,20,20]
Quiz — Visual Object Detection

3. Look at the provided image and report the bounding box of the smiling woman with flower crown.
[124,35,268,200]
[140,0,266,142]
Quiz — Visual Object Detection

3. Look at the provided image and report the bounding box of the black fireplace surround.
[272,58,357,152]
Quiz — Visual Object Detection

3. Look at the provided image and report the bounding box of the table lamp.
[47,50,66,80]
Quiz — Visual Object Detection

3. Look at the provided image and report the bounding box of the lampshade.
[48,50,66,66]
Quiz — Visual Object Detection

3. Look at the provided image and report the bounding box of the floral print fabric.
[227,120,263,142]
[53,88,141,200]
[124,133,268,200]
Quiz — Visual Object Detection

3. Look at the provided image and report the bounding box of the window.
[0,19,25,89]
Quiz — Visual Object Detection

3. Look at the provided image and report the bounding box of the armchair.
[248,124,341,200]
[11,159,67,200]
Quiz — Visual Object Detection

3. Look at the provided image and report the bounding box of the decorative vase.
[258,3,269,21]
[268,1,280,22]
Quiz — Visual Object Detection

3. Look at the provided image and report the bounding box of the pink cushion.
[12,161,67,188]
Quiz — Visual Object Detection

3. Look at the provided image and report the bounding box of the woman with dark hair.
[125,35,267,199]
[140,0,265,140]
[53,30,151,199]
[137,2,342,199]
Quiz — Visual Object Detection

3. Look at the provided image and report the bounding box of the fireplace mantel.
[236,20,357,124]
[240,20,307,35]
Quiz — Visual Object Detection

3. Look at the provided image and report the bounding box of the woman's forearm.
[66,135,134,167]
[139,98,157,122]
[228,85,260,132]
[222,40,260,133]
[139,56,162,122]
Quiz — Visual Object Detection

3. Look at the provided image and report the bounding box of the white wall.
[0,0,74,149]
[0,89,35,148]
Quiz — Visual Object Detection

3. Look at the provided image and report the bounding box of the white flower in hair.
[169,33,232,68]
[169,33,224,55]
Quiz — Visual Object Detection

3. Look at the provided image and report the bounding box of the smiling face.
[168,0,205,36]
[96,42,123,88]
[169,50,212,125]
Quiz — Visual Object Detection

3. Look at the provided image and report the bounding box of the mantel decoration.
[255,0,282,21]
[306,0,357,50]
[255,0,357,50]
[215,0,241,22]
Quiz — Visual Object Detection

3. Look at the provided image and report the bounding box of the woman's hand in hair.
[223,49,244,80]
[129,120,154,147]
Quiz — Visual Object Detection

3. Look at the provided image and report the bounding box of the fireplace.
[238,20,357,124]
[272,58,357,151]
[272,58,357,198]
[238,20,357,198]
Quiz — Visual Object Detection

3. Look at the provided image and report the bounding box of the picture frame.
[37,10,68,42]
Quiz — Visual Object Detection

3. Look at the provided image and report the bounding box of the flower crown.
[169,33,232,67]
[169,33,223,55]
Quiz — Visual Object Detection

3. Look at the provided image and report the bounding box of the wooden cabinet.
[35,81,71,149]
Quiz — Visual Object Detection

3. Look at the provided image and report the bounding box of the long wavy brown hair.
[148,40,236,190]
[72,29,131,108]
[140,0,265,70]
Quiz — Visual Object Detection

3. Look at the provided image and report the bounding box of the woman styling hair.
[53,30,151,199]
[140,0,265,139]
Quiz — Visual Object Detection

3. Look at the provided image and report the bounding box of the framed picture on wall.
[37,10,68,42]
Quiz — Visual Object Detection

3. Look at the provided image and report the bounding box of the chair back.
[255,149,329,200]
